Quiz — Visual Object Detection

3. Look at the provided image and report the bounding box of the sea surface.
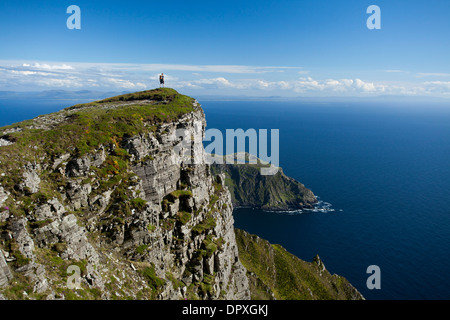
[1,97,450,300]
[200,100,450,300]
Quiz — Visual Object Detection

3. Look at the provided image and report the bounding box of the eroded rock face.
[0,101,250,300]
[20,162,41,194]
[212,161,318,211]
[10,218,35,261]
[120,109,249,299]
[0,250,12,288]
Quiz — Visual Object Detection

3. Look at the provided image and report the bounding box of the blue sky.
[0,0,449,97]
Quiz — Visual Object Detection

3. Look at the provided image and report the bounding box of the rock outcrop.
[0,88,249,300]
[235,229,364,300]
[0,250,12,287]
[0,88,360,301]
[211,154,317,211]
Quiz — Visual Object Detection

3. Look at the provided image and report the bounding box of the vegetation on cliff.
[0,89,360,300]
[0,88,195,158]
[0,88,251,300]
[211,154,317,210]
[235,229,364,300]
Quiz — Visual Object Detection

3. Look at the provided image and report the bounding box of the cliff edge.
[211,155,317,211]
[0,88,249,300]
[0,88,361,301]
[235,229,364,300]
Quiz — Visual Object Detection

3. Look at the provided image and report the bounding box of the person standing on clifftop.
[159,73,165,88]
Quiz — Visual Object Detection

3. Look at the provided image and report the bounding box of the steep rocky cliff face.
[211,156,317,211]
[0,89,249,300]
[235,229,364,300]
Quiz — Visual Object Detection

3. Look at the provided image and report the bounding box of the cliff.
[235,229,364,300]
[211,156,317,211]
[0,88,249,300]
[0,88,361,301]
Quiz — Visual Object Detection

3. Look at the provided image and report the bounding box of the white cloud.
[57,62,300,74]
[424,81,450,86]
[355,78,377,92]
[104,78,147,89]
[424,81,450,95]
[0,60,449,98]
[29,63,74,70]
[417,73,450,78]
[174,76,390,96]
[384,70,407,73]
[11,70,40,75]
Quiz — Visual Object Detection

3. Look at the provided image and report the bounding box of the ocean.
[200,100,450,300]
[1,97,450,300]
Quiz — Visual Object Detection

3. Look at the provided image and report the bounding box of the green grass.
[198,274,215,297]
[176,211,192,225]
[210,154,317,211]
[201,235,219,257]
[130,197,147,211]
[0,88,203,300]
[0,88,196,200]
[169,189,192,199]
[28,218,53,230]
[166,272,184,290]
[235,229,363,300]
[161,190,193,208]
[74,88,189,106]
[138,264,166,290]
[161,218,176,231]
[135,244,149,255]
[191,217,216,235]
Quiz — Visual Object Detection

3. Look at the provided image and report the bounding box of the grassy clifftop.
[1,88,195,158]
[235,229,364,300]
[0,88,196,199]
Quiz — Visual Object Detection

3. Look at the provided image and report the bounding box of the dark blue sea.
[200,100,450,300]
[1,97,450,300]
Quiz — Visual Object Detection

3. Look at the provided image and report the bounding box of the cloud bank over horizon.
[0,60,449,99]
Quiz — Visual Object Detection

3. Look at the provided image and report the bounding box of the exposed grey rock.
[66,156,91,177]
[52,153,70,170]
[16,262,49,294]
[0,96,250,300]
[34,214,99,264]
[0,186,8,207]
[122,133,157,161]
[60,214,99,263]
[121,110,250,300]
[90,190,113,215]
[92,146,107,167]
[10,218,35,261]
[313,254,326,275]
[33,198,66,221]
[20,162,41,194]
[0,250,13,288]
[66,181,91,210]
[2,127,22,135]
[0,210,9,223]
[0,138,12,147]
